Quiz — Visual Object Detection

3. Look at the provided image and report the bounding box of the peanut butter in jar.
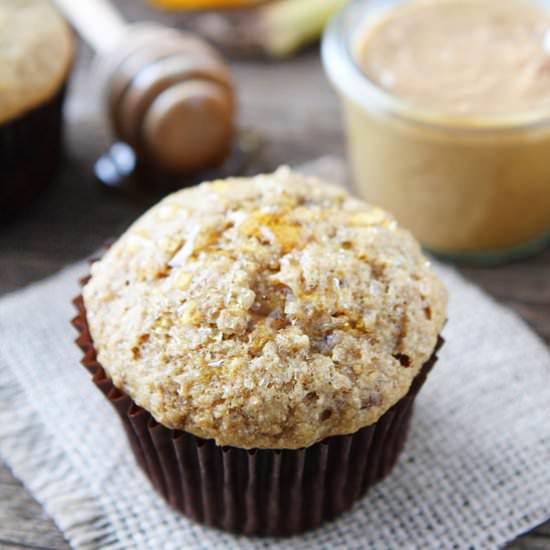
[322,0,550,263]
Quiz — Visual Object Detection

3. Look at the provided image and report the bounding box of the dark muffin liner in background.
[0,87,66,218]
[73,284,443,536]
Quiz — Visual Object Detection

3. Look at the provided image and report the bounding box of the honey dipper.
[53,0,235,175]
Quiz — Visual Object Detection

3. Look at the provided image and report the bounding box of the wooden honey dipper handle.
[52,0,127,53]
[52,0,235,175]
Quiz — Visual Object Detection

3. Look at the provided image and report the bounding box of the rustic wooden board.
[0,1,548,548]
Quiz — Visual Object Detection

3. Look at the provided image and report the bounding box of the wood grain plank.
[509,534,550,550]
[0,466,69,550]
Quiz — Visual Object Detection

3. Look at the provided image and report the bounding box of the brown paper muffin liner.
[0,87,66,218]
[73,283,443,536]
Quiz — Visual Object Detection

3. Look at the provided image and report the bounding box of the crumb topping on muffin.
[83,168,447,449]
[0,0,73,123]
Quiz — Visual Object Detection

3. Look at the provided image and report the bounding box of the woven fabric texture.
[1,162,549,549]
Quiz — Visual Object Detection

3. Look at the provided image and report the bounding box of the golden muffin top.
[0,0,73,124]
[83,168,447,449]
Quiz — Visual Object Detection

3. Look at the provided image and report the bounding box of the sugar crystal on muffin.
[83,167,447,449]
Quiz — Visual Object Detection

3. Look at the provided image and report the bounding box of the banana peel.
[261,0,348,57]
[149,0,348,57]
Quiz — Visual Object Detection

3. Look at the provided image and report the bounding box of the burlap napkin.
[1,161,549,549]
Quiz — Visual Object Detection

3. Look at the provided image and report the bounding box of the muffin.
[74,168,447,535]
[0,0,74,217]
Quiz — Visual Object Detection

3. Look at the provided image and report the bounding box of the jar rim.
[321,0,550,133]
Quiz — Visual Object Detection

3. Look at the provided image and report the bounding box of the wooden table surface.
[1,1,549,548]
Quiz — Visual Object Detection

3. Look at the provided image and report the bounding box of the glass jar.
[321,0,550,264]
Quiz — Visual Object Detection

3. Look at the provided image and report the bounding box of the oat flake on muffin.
[83,167,447,449]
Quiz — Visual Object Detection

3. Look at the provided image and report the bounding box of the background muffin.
[0,0,73,218]
[76,168,446,534]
